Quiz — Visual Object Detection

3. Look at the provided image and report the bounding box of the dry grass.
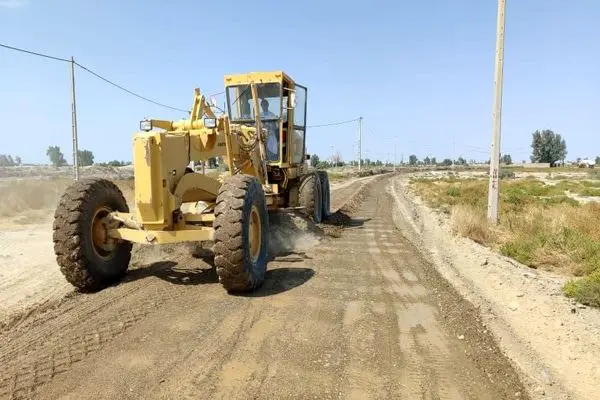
[410,175,600,307]
[449,205,491,244]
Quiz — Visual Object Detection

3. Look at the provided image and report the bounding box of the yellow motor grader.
[52,71,330,293]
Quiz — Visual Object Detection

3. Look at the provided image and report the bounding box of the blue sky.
[1,0,598,164]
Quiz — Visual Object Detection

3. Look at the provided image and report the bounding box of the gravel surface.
[0,174,528,399]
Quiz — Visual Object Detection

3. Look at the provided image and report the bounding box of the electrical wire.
[307,117,360,128]
[1,42,366,128]
[0,42,189,113]
[74,62,189,114]
[0,43,70,63]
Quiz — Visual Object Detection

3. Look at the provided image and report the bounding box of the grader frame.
[52,71,330,293]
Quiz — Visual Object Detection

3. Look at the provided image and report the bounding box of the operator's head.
[261,99,269,111]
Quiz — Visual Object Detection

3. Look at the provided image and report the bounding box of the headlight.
[204,118,217,128]
[140,119,152,131]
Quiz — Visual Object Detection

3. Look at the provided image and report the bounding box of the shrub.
[499,169,516,179]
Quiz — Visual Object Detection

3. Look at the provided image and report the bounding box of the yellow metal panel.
[110,227,214,244]
[133,134,164,226]
[173,173,221,208]
[183,213,215,223]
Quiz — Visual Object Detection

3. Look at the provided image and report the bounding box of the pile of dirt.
[267,212,321,258]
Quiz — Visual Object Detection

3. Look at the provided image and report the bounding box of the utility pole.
[394,141,397,172]
[357,117,363,170]
[487,0,506,225]
[452,141,456,170]
[70,56,80,181]
[330,144,335,167]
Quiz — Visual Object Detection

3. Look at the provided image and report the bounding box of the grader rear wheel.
[299,172,323,223]
[52,178,132,292]
[213,174,269,292]
[316,170,331,218]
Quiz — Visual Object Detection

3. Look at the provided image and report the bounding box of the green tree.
[105,160,132,167]
[501,154,512,165]
[310,154,320,168]
[46,146,67,167]
[530,129,567,163]
[441,158,452,166]
[0,155,13,166]
[77,150,94,166]
[408,154,418,165]
[431,157,437,165]
[596,156,600,165]
[15,156,21,166]
[423,156,431,165]
[456,157,467,165]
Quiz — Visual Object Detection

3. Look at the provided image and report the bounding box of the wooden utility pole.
[70,56,80,181]
[487,0,506,224]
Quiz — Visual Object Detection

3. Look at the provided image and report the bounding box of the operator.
[260,99,279,161]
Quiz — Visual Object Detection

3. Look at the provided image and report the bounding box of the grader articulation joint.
[52,71,330,293]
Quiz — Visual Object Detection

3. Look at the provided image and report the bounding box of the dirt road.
[0,175,527,399]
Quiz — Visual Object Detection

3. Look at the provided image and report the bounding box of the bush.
[499,169,516,179]
[447,186,461,197]
[564,270,600,307]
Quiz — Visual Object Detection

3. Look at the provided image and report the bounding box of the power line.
[1,42,366,126]
[0,42,70,63]
[0,42,189,114]
[74,62,188,114]
[307,117,359,128]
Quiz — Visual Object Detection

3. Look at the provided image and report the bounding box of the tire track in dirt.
[0,174,528,399]
[0,176,379,400]
[0,249,219,400]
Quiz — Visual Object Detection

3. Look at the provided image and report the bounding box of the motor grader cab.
[52,71,330,294]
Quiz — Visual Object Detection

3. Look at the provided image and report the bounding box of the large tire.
[316,170,330,218]
[213,174,269,292]
[299,172,323,223]
[53,178,132,292]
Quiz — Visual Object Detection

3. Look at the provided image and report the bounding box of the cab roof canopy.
[224,71,295,87]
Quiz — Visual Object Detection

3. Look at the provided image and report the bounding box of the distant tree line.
[45,145,130,168]
[310,154,396,169]
[0,154,22,167]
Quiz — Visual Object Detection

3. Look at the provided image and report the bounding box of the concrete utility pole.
[452,141,456,170]
[70,56,80,181]
[357,117,363,170]
[394,141,397,172]
[487,0,506,225]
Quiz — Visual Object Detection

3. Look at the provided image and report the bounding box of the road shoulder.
[389,174,600,400]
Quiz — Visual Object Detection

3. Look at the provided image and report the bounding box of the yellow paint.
[109,226,214,244]
[125,71,311,246]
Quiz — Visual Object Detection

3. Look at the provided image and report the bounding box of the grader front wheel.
[52,178,132,292]
[213,174,269,292]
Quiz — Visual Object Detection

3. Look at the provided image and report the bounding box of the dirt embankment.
[389,174,600,400]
